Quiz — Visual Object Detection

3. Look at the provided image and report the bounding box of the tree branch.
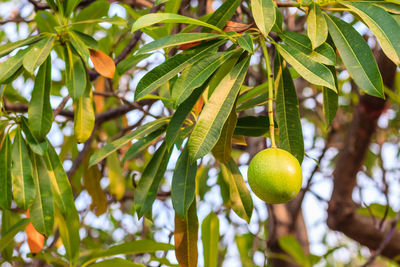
[327,51,400,260]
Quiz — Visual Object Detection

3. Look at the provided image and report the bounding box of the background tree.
[1,0,400,266]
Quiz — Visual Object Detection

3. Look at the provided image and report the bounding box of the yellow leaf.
[232,135,247,146]
[90,49,115,78]
[106,152,125,200]
[83,162,107,216]
[94,76,106,113]
[175,200,198,267]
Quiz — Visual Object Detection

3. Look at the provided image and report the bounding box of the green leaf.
[106,152,125,200]
[172,49,239,106]
[324,14,384,98]
[80,240,174,267]
[0,48,29,84]
[65,0,81,17]
[201,212,219,267]
[237,82,268,105]
[212,108,237,164]
[73,0,110,33]
[323,65,338,126]
[134,40,225,101]
[323,86,338,127]
[276,43,336,92]
[28,56,53,141]
[309,43,336,66]
[188,56,249,161]
[251,0,276,38]
[117,53,150,75]
[134,142,171,218]
[171,145,197,219]
[280,32,335,65]
[89,117,170,166]
[0,218,30,252]
[132,13,223,33]
[65,44,87,100]
[280,31,312,54]
[233,116,269,137]
[344,2,400,66]
[0,34,45,58]
[0,209,13,261]
[174,200,198,267]
[22,35,55,74]
[44,142,80,265]
[220,158,253,222]
[0,135,12,209]
[278,235,308,266]
[307,2,328,49]
[71,30,98,50]
[204,0,242,30]
[275,54,304,164]
[89,259,144,267]
[68,31,90,65]
[35,11,59,33]
[374,2,400,14]
[20,116,48,155]
[74,84,94,143]
[30,152,54,237]
[55,208,80,266]
[137,33,224,54]
[237,35,254,54]
[123,128,165,162]
[166,85,206,149]
[11,129,35,210]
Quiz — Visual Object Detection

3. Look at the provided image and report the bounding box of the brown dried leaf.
[223,21,252,33]
[89,49,115,78]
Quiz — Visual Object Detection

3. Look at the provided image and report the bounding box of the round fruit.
[247,148,302,204]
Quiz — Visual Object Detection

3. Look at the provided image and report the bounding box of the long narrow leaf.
[172,49,240,106]
[0,34,45,58]
[166,85,206,149]
[220,158,253,223]
[325,14,384,98]
[307,2,328,49]
[275,54,304,164]
[0,135,12,209]
[276,43,336,92]
[174,200,198,267]
[188,56,249,161]
[134,142,171,218]
[344,2,400,66]
[28,56,53,140]
[201,212,219,267]
[11,129,35,210]
[30,152,54,237]
[172,145,197,219]
[251,0,276,38]
[89,117,170,166]
[131,13,222,33]
[22,35,55,74]
[134,40,225,101]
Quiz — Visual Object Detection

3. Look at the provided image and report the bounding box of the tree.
[1,0,400,266]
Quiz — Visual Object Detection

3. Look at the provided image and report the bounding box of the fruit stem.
[259,37,277,148]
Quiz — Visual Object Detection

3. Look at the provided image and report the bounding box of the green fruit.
[247,148,302,204]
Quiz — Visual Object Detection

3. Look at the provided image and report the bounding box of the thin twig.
[362,212,400,267]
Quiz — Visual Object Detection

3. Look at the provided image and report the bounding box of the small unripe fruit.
[248,148,302,204]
